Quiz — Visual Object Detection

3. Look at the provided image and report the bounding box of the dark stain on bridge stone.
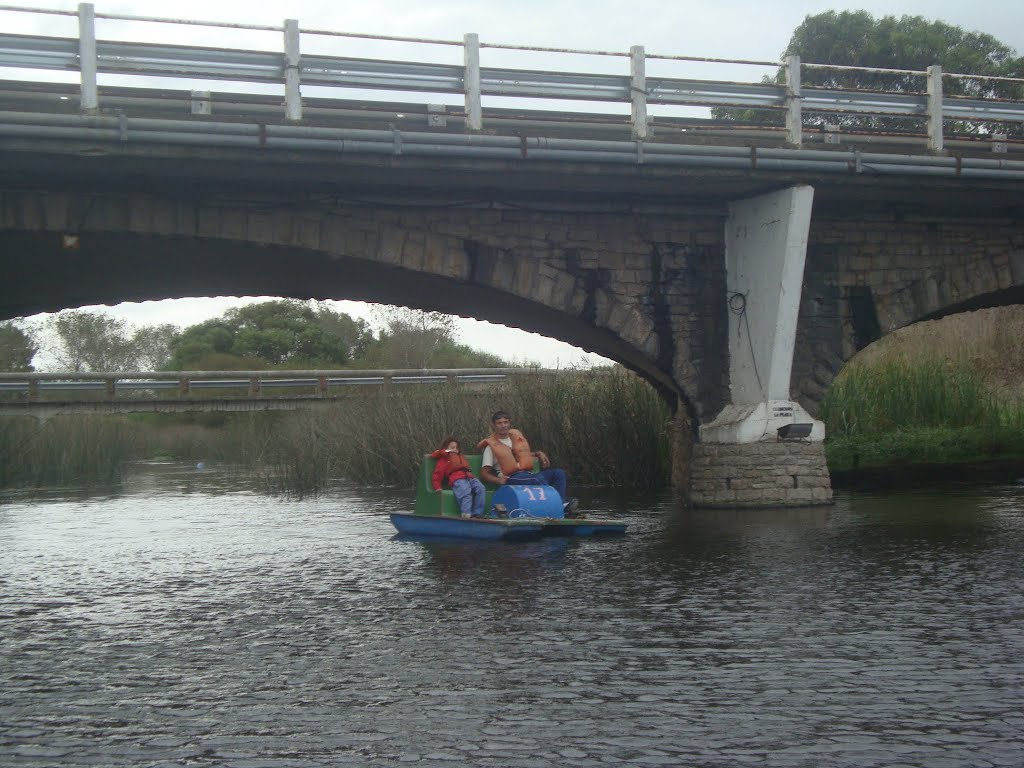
[564,249,608,327]
[464,239,481,283]
[463,239,504,286]
[848,286,882,351]
[648,245,676,374]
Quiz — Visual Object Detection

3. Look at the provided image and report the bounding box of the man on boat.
[478,410,581,518]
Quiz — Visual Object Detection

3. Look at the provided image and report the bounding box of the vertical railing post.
[190,90,212,116]
[784,55,802,148]
[284,19,302,121]
[105,377,116,399]
[630,45,648,141]
[927,65,944,153]
[249,376,261,397]
[178,376,191,397]
[28,378,39,401]
[463,33,482,132]
[78,3,98,113]
[318,375,328,397]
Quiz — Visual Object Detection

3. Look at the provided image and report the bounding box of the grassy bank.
[823,307,1024,476]
[0,368,673,495]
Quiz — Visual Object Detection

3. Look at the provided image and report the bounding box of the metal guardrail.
[0,368,542,398]
[0,368,569,418]
[0,2,1021,160]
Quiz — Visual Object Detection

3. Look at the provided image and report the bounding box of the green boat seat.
[414,453,538,517]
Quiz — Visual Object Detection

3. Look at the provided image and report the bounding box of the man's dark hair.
[491,410,511,423]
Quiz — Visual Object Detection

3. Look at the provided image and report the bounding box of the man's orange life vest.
[477,429,533,475]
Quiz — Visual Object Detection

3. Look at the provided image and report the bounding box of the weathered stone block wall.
[690,442,833,508]
[792,205,1024,415]
[0,188,731,420]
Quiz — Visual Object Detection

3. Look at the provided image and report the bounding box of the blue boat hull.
[390,512,544,540]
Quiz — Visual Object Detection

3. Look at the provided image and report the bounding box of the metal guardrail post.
[318,375,328,396]
[78,3,98,113]
[105,377,116,398]
[630,45,648,141]
[179,376,191,396]
[190,90,212,116]
[284,19,302,122]
[28,379,39,401]
[927,65,944,153]
[463,33,482,132]
[785,55,802,148]
[249,376,260,396]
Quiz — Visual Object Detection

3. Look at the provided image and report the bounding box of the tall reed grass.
[0,416,143,488]
[822,354,1024,472]
[823,357,1000,435]
[0,369,673,495]
[230,368,673,496]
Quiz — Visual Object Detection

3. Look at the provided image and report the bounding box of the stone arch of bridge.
[792,240,1024,416]
[1,224,712,425]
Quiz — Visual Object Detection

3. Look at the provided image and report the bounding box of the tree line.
[713,11,1024,136]
[0,300,509,373]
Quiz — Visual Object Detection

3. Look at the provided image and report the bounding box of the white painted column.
[701,184,825,443]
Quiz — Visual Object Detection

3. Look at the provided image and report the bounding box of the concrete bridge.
[2,4,1023,506]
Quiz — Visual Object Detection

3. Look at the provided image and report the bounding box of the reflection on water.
[1,466,1023,767]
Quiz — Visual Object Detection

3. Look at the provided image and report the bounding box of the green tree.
[357,306,508,369]
[369,306,456,369]
[47,311,138,372]
[0,320,37,372]
[168,300,366,370]
[133,323,179,371]
[714,12,1024,135]
[312,302,373,360]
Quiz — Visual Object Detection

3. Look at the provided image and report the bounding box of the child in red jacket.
[431,436,486,518]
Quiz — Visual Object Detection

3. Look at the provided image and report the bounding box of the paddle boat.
[388,454,628,539]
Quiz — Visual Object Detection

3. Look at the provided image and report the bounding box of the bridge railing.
[0,2,1022,154]
[0,367,556,401]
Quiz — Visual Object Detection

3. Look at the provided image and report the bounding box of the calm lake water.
[2,463,1023,767]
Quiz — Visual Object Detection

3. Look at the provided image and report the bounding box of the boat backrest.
[414,453,538,516]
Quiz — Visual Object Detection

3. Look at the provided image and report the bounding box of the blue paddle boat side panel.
[390,512,544,540]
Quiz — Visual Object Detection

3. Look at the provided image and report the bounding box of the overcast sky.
[8,0,1023,367]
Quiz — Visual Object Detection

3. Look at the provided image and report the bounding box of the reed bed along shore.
[0,416,143,489]
[823,307,1024,474]
[0,368,673,496]
[233,368,673,496]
